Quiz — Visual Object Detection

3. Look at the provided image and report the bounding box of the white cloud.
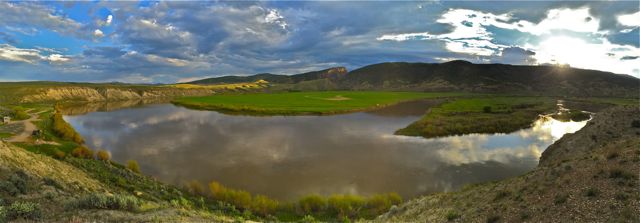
[617,11,640,27]
[0,44,43,63]
[93,29,104,37]
[0,44,70,64]
[531,36,640,75]
[377,7,640,76]
[517,8,600,35]
[106,15,113,26]
[47,54,70,62]
[265,9,288,30]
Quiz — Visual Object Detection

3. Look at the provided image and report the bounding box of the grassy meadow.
[396,97,557,138]
[172,91,465,115]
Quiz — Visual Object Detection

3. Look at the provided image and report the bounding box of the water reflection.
[65,103,587,200]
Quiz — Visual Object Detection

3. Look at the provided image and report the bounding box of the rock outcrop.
[20,87,215,103]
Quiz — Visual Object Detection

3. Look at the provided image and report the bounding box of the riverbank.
[379,105,640,222]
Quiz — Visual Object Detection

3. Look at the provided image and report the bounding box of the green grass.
[173,91,464,115]
[396,96,556,138]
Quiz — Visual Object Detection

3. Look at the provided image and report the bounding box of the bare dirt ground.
[7,110,45,143]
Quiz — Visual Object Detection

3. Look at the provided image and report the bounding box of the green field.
[173,91,465,115]
[396,97,557,138]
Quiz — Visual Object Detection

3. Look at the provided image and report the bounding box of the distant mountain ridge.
[188,61,639,97]
[186,67,348,85]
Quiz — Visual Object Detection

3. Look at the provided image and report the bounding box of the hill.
[378,105,639,222]
[186,67,348,84]
[338,61,638,97]
[189,61,638,97]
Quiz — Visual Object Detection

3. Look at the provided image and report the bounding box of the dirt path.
[7,110,44,143]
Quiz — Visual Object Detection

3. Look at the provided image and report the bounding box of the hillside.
[0,141,235,222]
[0,81,270,104]
[189,61,638,97]
[186,67,348,85]
[338,61,638,97]
[378,105,639,222]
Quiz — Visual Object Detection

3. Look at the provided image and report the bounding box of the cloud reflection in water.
[65,104,587,200]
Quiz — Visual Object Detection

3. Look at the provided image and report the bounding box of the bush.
[127,160,141,173]
[51,111,84,144]
[483,106,492,113]
[298,195,327,214]
[609,168,636,180]
[554,193,568,205]
[6,201,42,220]
[66,193,140,211]
[584,188,599,197]
[327,194,365,219]
[446,210,460,221]
[0,171,29,196]
[54,150,66,159]
[209,181,252,209]
[185,180,206,196]
[12,108,30,120]
[96,150,111,161]
[364,193,402,215]
[71,146,94,159]
[252,194,278,215]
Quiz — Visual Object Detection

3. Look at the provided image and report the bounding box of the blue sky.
[0,1,638,83]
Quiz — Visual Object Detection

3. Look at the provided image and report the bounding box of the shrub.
[209,181,252,209]
[252,194,278,215]
[66,193,140,211]
[554,193,568,205]
[51,111,84,144]
[13,108,29,120]
[631,120,640,128]
[6,201,42,220]
[185,180,206,196]
[71,146,94,159]
[298,195,327,214]
[96,150,111,161]
[486,214,500,223]
[483,106,492,113]
[584,188,599,197]
[446,210,460,221]
[609,168,636,180]
[0,171,29,196]
[327,194,365,219]
[127,160,141,173]
[364,193,402,215]
[54,150,66,159]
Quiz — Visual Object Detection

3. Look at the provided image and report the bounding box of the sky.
[0,1,638,83]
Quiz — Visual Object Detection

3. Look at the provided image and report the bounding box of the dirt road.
[7,110,42,143]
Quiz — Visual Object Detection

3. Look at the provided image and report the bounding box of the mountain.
[187,61,638,97]
[186,67,348,85]
[338,61,638,97]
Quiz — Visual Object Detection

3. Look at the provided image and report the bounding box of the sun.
[535,36,588,66]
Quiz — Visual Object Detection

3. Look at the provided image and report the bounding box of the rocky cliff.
[19,86,215,103]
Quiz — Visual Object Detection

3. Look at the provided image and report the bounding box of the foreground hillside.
[0,141,235,222]
[379,106,639,222]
